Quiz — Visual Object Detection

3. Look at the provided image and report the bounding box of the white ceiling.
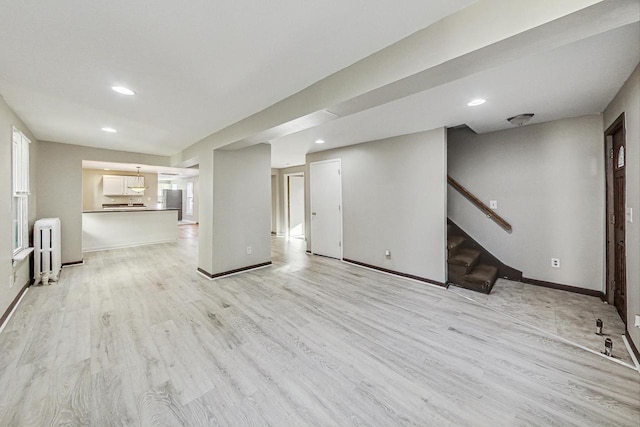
[270,22,640,168]
[0,0,474,155]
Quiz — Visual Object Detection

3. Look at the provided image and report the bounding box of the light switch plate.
[635,315,640,328]
[490,200,498,210]
[626,207,633,223]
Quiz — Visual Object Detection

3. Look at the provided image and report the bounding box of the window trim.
[12,126,31,256]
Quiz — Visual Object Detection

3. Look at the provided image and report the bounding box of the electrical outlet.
[490,200,498,209]
[551,258,560,268]
[246,246,252,255]
[9,274,14,288]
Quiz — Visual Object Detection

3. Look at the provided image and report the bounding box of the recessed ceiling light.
[467,98,486,107]
[103,168,111,171]
[101,127,118,133]
[315,139,325,144]
[111,86,135,96]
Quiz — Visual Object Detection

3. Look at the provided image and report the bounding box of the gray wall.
[36,141,169,263]
[288,175,305,237]
[0,96,38,320]
[197,149,214,273]
[448,114,605,291]
[604,64,640,352]
[208,144,271,275]
[305,129,447,283]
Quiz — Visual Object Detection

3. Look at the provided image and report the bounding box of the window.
[12,127,30,255]
[617,146,625,169]
[186,181,194,216]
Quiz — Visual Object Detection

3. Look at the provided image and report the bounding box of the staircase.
[447,219,522,294]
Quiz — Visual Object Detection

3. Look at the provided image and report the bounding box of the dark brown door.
[606,114,626,323]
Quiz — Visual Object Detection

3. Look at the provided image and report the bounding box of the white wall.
[604,64,640,351]
[0,96,38,320]
[37,141,169,263]
[448,114,605,291]
[306,129,447,283]
[205,144,271,275]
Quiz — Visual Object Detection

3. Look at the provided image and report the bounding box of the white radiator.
[34,218,61,285]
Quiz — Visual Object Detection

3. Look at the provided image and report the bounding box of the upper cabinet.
[103,175,125,195]
[103,175,145,196]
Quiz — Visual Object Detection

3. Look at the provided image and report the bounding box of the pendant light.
[128,167,148,193]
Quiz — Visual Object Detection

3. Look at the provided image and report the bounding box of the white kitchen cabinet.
[103,175,145,196]
[103,175,125,195]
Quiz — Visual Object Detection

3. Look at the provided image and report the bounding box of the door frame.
[309,158,343,259]
[283,172,305,238]
[604,112,626,312]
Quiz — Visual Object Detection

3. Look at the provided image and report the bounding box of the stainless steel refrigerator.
[162,189,183,221]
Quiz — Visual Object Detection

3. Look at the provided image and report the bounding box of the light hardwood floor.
[0,236,638,426]
[453,278,635,366]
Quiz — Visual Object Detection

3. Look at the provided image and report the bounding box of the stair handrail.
[447,176,512,233]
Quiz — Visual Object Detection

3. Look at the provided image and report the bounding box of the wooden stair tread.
[465,264,498,285]
[448,248,481,268]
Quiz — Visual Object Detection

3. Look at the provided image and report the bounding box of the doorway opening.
[604,113,626,323]
[284,173,305,240]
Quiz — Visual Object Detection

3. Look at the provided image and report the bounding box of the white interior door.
[310,159,342,259]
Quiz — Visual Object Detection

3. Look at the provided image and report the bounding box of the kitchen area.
[81,161,198,251]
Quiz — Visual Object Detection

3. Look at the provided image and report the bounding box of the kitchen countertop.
[83,208,180,213]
